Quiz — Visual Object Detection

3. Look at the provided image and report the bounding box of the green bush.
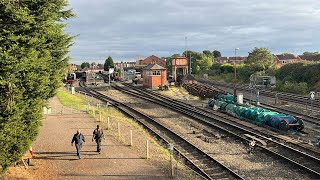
[220,63,234,73]
[237,64,256,83]
[275,62,320,91]
[276,81,308,95]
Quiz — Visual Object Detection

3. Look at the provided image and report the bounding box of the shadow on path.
[33,151,98,160]
[84,157,143,160]
[62,173,166,178]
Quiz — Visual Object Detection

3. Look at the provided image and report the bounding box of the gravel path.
[26,96,168,180]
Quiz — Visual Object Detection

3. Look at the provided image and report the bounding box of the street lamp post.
[108,66,111,89]
[234,48,239,80]
[233,48,239,103]
[189,54,192,74]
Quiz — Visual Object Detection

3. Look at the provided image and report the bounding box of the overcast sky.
[66,0,320,64]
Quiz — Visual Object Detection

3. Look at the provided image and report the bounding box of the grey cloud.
[66,0,320,62]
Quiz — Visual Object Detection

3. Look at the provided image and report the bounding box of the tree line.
[80,48,320,94]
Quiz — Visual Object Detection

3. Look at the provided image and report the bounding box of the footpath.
[10,96,167,180]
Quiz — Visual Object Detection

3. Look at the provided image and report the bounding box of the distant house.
[114,62,136,69]
[140,55,166,67]
[297,55,320,62]
[274,54,300,66]
[67,64,78,71]
[214,57,247,64]
[142,63,167,89]
[214,57,229,63]
[228,57,247,64]
[82,67,104,73]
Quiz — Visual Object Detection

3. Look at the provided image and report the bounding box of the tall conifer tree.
[0,0,74,172]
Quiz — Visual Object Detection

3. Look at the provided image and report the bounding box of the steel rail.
[78,83,243,180]
[115,83,320,179]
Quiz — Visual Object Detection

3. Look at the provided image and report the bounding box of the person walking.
[71,130,85,159]
[92,125,105,153]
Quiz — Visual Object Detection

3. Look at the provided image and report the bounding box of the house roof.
[298,55,320,61]
[115,61,135,64]
[174,56,187,59]
[143,63,166,70]
[141,55,164,63]
[228,57,247,61]
[275,54,297,60]
[215,57,228,60]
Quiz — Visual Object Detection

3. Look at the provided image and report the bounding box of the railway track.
[114,83,320,179]
[197,78,320,126]
[78,83,244,180]
[198,78,320,108]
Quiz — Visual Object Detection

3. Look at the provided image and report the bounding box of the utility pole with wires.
[185,36,187,58]
[189,53,192,74]
[185,36,192,74]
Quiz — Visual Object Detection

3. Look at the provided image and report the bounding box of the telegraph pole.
[108,66,111,89]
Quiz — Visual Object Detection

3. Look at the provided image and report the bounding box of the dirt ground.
[1,96,199,180]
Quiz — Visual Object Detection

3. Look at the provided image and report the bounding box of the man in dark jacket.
[92,125,104,153]
[71,130,85,159]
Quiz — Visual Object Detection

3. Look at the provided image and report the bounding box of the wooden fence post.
[146,140,149,159]
[170,153,174,177]
[107,117,110,130]
[130,130,133,146]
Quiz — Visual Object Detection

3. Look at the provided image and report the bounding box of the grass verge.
[56,89,88,110]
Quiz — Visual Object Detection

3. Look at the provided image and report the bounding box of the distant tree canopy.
[245,47,276,71]
[213,50,221,58]
[0,0,74,172]
[303,51,320,55]
[197,54,213,71]
[97,63,104,69]
[171,54,181,58]
[81,62,90,69]
[104,56,114,71]
[203,50,212,57]
[184,51,201,74]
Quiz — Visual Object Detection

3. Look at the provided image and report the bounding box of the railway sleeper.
[202,167,223,173]
[181,149,199,156]
[206,170,230,179]
[216,178,235,180]
[187,155,207,161]
[197,160,222,169]
[178,150,201,158]
[189,159,213,166]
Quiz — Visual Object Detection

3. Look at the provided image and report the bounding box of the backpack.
[94,129,102,139]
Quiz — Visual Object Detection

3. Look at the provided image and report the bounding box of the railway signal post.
[256,89,260,105]
[310,91,315,114]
